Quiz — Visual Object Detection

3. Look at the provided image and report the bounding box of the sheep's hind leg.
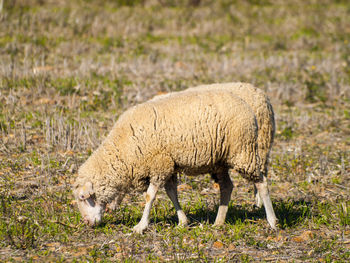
[133,183,158,234]
[254,184,263,208]
[254,175,277,230]
[165,174,188,226]
[254,167,268,208]
[213,169,233,226]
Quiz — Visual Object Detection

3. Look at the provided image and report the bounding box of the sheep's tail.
[231,127,262,182]
[235,151,262,183]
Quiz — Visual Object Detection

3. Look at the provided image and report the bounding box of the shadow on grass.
[273,199,312,228]
[102,199,312,230]
[167,199,312,229]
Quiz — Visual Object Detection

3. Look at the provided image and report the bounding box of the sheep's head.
[73,181,105,226]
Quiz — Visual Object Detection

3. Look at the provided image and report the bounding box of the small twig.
[99,238,110,250]
[21,122,26,151]
[244,219,259,223]
[49,219,82,229]
[325,188,338,195]
[329,184,349,190]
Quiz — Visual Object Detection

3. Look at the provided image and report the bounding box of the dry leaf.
[267,234,285,242]
[73,247,91,257]
[46,242,61,247]
[46,242,61,252]
[65,150,75,156]
[33,97,56,105]
[228,243,236,251]
[292,230,314,242]
[177,184,192,192]
[174,61,188,69]
[33,66,53,74]
[213,183,220,190]
[213,241,224,249]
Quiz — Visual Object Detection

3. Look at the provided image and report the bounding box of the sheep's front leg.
[107,194,125,212]
[165,175,188,226]
[214,170,233,226]
[254,175,277,230]
[133,183,158,234]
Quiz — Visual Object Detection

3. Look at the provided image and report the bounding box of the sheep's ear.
[78,181,94,200]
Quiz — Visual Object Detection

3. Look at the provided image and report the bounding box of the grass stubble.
[0,0,349,261]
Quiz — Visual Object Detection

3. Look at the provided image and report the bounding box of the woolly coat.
[187,82,275,176]
[75,89,260,204]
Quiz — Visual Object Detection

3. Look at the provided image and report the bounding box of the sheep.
[73,88,277,233]
[187,82,275,208]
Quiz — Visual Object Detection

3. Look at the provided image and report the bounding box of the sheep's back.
[117,90,258,175]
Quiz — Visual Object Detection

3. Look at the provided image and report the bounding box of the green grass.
[0,0,349,261]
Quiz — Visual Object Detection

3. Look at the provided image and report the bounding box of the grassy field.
[0,0,349,261]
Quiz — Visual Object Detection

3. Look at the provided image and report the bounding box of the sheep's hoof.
[268,218,278,231]
[213,221,225,227]
[176,221,188,229]
[270,222,278,231]
[133,223,147,234]
[178,221,188,227]
[177,210,188,227]
[213,216,225,226]
[178,218,188,227]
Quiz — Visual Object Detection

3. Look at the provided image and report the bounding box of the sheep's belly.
[177,165,226,176]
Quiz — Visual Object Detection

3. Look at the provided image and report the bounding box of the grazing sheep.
[73,88,277,233]
[187,82,275,208]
